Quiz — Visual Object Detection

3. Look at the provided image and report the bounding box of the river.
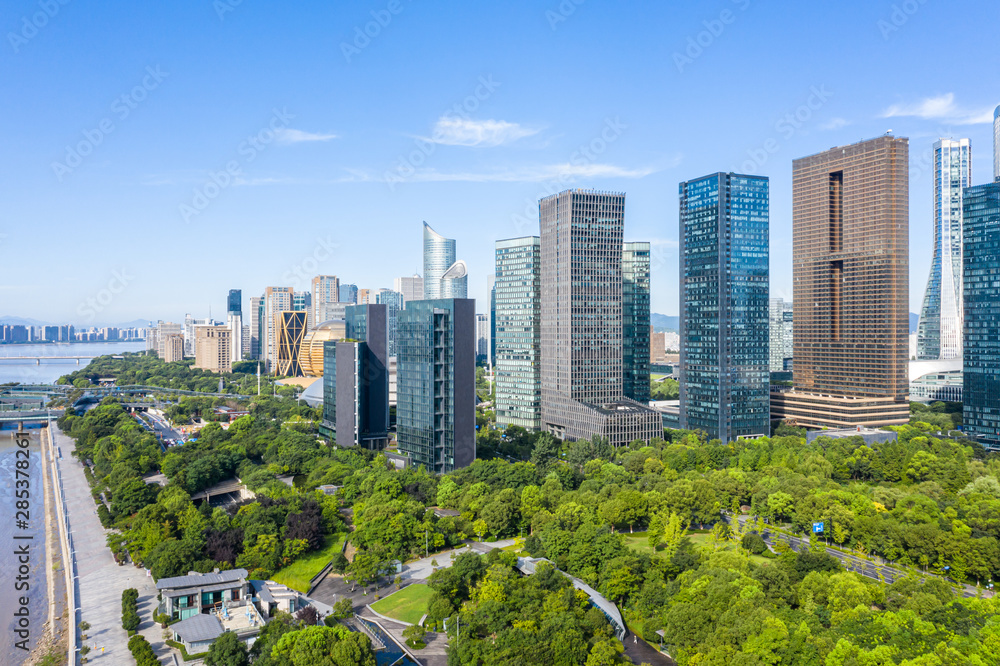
[0,426,48,664]
[0,341,146,385]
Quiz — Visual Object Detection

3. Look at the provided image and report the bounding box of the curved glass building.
[423,222,457,299]
[440,259,468,298]
[917,138,971,360]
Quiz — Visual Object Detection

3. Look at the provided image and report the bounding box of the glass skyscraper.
[423,222,467,298]
[917,139,972,360]
[321,304,389,448]
[375,289,404,357]
[495,236,541,431]
[622,242,651,403]
[679,173,770,444]
[339,284,358,304]
[396,298,476,472]
[963,182,1000,450]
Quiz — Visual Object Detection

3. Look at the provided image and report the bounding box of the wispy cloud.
[384,161,665,183]
[881,93,994,125]
[821,117,849,130]
[422,117,540,147]
[274,128,339,144]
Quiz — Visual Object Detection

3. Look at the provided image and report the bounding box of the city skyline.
[3,1,999,322]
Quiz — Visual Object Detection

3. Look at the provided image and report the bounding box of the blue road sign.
[812,522,824,533]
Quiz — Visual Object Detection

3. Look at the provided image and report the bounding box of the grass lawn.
[370,583,434,625]
[625,530,773,566]
[271,532,346,593]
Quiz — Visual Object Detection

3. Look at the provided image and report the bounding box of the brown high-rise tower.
[773,135,910,428]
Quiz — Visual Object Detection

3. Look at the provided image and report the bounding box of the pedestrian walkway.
[53,425,171,665]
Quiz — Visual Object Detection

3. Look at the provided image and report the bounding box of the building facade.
[375,289,404,357]
[781,135,910,429]
[249,296,263,359]
[917,139,972,360]
[275,311,307,377]
[396,298,476,473]
[194,325,232,373]
[339,284,358,304]
[394,274,423,305]
[311,275,340,329]
[321,304,389,449]
[228,289,243,364]
[475,314,490,362]
[622,241,651,403]
[163,333,184,363]
[963,181,1000,450]
[769,298,785,373]
[495,236,542,431]
[679,173,770,444]
[263,287,293,371]
[539,190,661,446]
[423,222,467,299]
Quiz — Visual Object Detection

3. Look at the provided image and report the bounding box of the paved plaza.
[52,425,172,666]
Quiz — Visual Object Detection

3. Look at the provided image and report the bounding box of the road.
[135,411,183,446]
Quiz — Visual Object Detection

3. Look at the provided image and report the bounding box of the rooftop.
[172,613,224,644]
[156,568,247,591]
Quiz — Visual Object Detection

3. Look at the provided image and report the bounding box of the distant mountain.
[0,316,152,328]
[651,313,679,331]
[116,319,154,329]
[910,313,919,334]
[0,316,49,326]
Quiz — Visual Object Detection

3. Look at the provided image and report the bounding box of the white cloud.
[390,161,664,183]
[274,128,339,144]
[821,117,849,130]
[423,117,540,147]
[881,93,994,125]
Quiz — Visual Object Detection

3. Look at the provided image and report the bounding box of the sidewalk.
[52,425,171,665]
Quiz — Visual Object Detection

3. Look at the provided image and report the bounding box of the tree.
[204,631,249,666]
[332,597,354,619]
[295,605,320,626]
[402,624,427,648]
[270,625,377,666]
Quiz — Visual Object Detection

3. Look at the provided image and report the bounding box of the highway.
[135,410,184,446]
[741,517,984,599]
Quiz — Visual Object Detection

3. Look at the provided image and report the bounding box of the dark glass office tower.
[228,289,242,316]
[396,298,476,473]
[320,304,389,448]
[963,182,1000,450]
[679,173,770,444]
[623,242,651,403]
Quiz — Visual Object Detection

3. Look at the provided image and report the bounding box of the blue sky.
[1,0,998,324]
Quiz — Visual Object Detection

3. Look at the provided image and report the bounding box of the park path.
[52,424,173,666]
